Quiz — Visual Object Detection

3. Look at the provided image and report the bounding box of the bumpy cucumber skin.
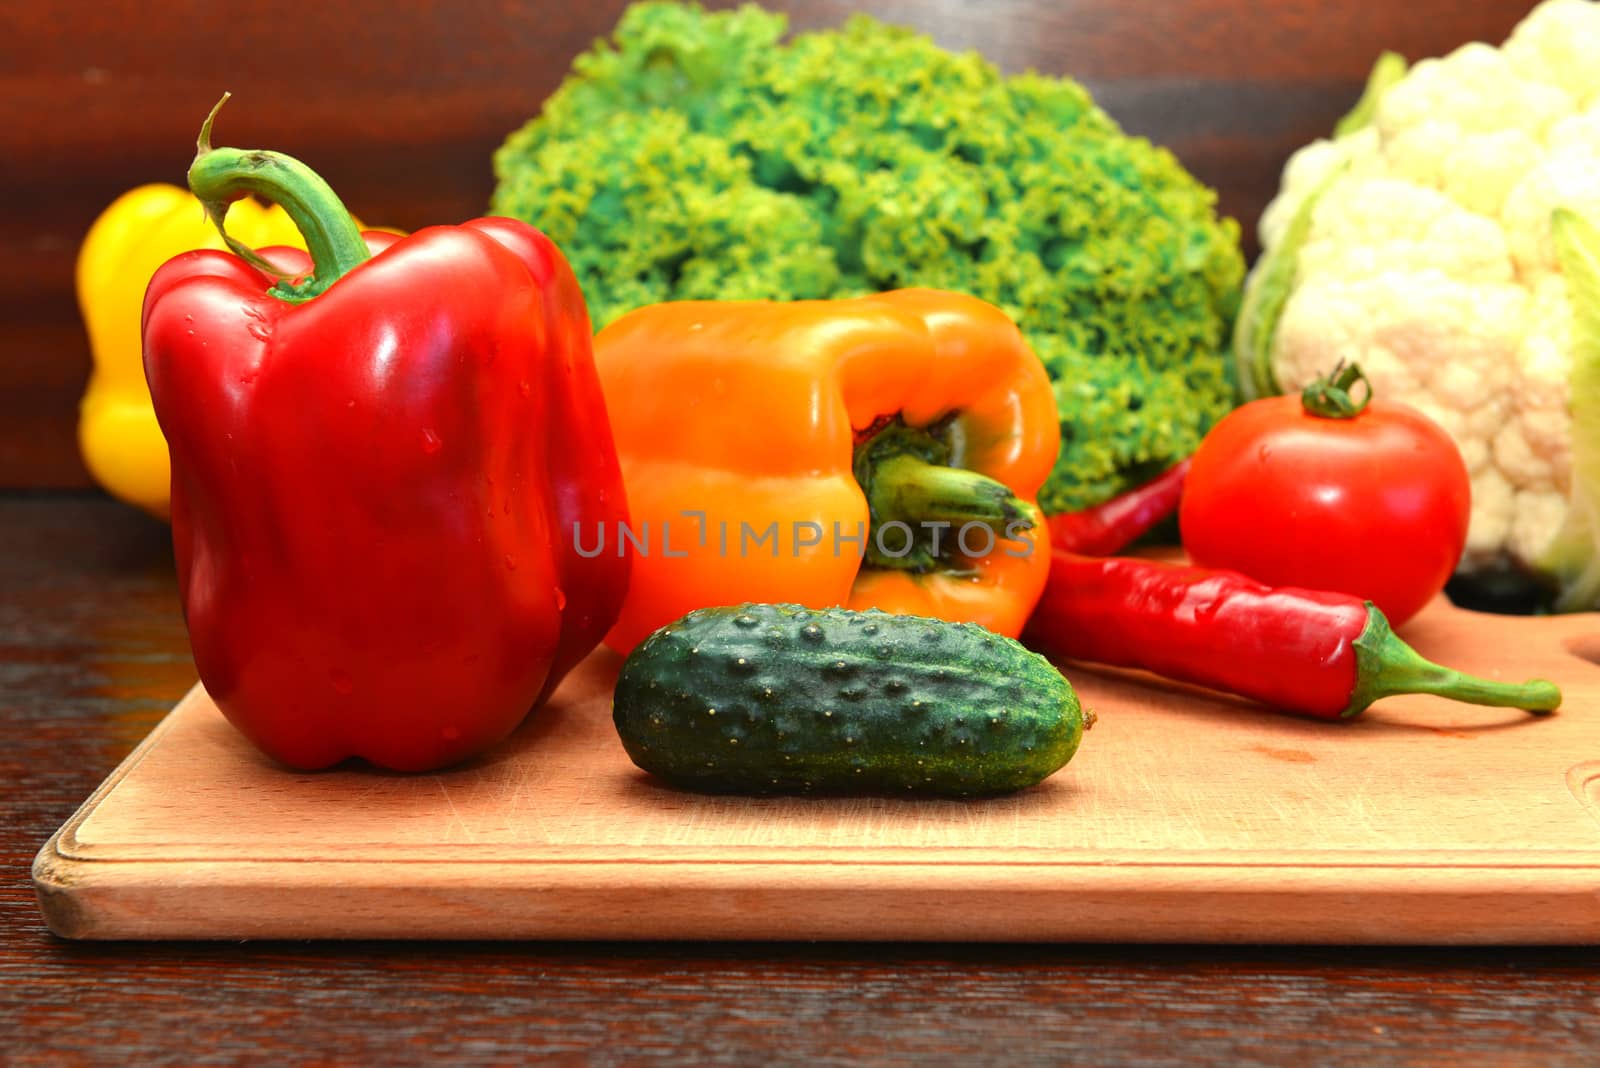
[613,603,1086,797]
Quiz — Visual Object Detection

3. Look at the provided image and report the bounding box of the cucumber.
[612,603,1090,796]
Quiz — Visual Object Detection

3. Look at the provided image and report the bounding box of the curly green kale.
[491,1,1245,512]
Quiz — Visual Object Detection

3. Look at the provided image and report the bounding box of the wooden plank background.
[0,0,1539,491]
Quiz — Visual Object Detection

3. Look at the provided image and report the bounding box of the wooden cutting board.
[33,598,1600,943]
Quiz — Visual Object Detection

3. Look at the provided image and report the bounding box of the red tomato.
[1179,373,1471,627]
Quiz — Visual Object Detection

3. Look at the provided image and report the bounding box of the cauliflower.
[1237,0,1600,608]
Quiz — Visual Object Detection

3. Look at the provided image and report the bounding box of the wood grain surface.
[0,0,1541,492]
[5,496,1600,1063]
[32,582,1600,944]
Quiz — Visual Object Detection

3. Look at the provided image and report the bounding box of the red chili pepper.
[141,98,630,771]
[1024,551,1561,719]
[1046,459,1190,556]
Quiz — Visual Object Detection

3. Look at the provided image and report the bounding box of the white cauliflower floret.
[1505,0,1600,104]
[1258,136,1358,249]
[1238,0,1600,604]
[1502,137,1600,277]
[1442,129,1542,219]
[1377,43,1574,143]
[1508,275,1577,475]
[1297,179,1516,284]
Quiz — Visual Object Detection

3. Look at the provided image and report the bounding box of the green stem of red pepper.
[186,93,371,304]
[1347,606,1559,716]
[1026,550,1561,720]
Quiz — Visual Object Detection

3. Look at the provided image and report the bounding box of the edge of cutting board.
[33,686,1600,944]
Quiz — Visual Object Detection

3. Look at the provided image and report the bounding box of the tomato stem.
[1301,361,1373,420]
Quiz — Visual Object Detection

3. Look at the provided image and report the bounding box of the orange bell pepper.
[593,288,1060,652]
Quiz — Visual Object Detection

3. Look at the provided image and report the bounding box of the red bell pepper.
[141,99,630,771]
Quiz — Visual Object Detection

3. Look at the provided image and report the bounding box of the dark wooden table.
[2,494,1597,1064]
[7,0,1596,1060]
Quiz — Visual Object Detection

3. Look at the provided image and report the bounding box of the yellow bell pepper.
[75,184,382,517]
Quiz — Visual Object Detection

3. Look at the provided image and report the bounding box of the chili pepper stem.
[1344,604,1562,718]
[187,93,371,304]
